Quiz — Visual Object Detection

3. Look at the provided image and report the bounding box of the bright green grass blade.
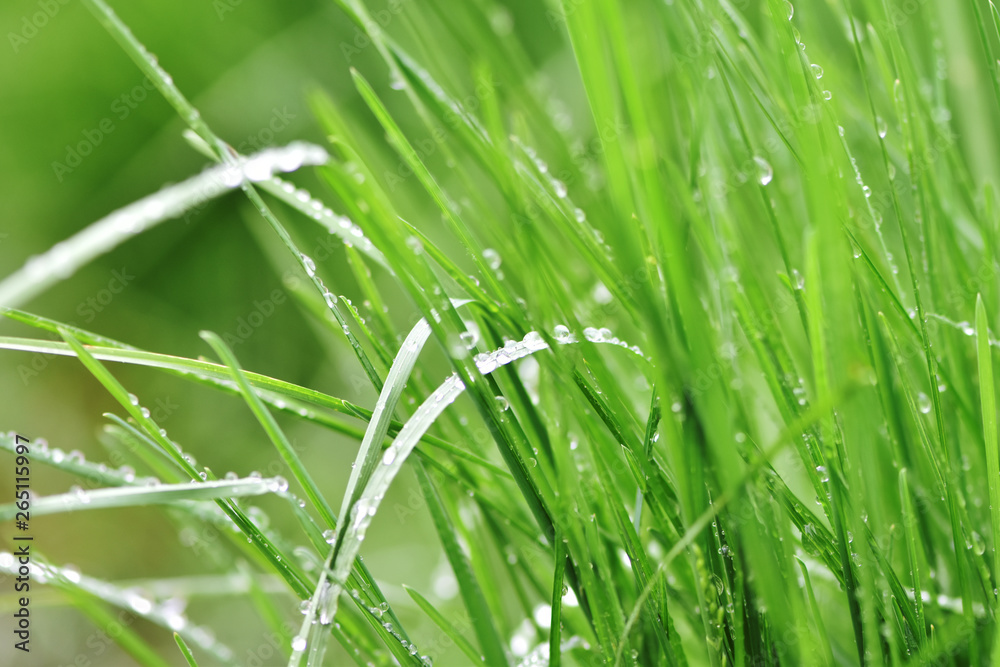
[413,461,508,666]
[200,331,338,529]
[174,633,200,667]
[0,476,284,520]
[0,334,510,479]
[977,294,1000,606]
[404,584,483,664]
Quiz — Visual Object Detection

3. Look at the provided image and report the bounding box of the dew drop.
[754,156,773,186]
[495,395,510,411]
[810,63,823,79]
[917,392,931,414]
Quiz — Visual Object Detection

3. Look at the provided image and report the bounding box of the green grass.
[3,0,1000,664]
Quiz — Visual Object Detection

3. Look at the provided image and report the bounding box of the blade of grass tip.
[175,632,200,667]
[0,144,326,309]
[0,477,284,520]
[288,311,468,667]
[404,585,483,665]
[412,461,507,666]
[976,294,1000,606]
[199,331,337,529]
[289,321,444,663]
[293,333,551,663]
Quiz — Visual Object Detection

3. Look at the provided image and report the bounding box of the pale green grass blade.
[0,144,325,309]
[0,476,285,520]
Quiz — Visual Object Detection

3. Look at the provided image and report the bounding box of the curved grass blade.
[0,476,284,521]
[0,143,326,309]
[302,328,645,657]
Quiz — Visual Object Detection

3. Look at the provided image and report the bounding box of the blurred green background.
[0,1,562,664]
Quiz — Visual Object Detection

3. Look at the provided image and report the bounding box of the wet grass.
[3,0,1000,664]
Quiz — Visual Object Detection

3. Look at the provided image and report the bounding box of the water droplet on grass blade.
[810,63,823,79]
[917,392,932,414]
[754,156,773,185]
[877,116,888,138]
